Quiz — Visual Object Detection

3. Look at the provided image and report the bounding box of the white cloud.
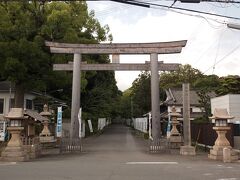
[88,2,240,91]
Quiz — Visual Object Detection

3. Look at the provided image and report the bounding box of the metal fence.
[60,138,82,153]
[21,137,40,145]
[149,138,170,153]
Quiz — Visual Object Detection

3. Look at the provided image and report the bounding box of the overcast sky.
[87,1,240,91]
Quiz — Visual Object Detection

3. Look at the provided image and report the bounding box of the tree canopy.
[119,64,240,122]
[0,1,119,123]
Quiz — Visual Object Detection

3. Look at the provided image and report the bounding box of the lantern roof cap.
[5,108,24,119]
[209,108,234,120]
[40,104,52,116]
[169,106,182,117]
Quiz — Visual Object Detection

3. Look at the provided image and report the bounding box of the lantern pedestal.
[170,120,183,148]
[1,127,29,162]
[169,106,183,149]
[39,120,55,143]
[40,120,51,137]
[208,126,238,161]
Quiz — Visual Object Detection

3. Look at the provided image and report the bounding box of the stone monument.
[1,108,29,162]
[169,106,183,148]
[208,108,238,161]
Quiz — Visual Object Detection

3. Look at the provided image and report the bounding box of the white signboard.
[56,107,62,137]
[87,120,93,133]
[0,121,6,141]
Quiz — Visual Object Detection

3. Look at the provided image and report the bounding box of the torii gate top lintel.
[45,40,187,55]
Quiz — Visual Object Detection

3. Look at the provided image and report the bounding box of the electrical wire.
[203,42,240,74]
[110,0,240,20]
[212,28,225,74]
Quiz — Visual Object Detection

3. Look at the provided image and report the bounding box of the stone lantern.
[208,108,238,161]
[1,108,29,162]
[39,104,55,143]
[169,106,183,148]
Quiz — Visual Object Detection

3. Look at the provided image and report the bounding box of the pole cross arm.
[53,62,180,71]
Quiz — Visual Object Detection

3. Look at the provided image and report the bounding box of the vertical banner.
[166,113,171,139]
[87,120,93,133]
[148,113,153,140]
[78,108,82,138]
[0,121,6,141]
[56,106,62,137]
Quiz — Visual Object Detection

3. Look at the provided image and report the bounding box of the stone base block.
[170,136,182,143]
[209,147,239,161]
[40,136,55,143]
[23,144,41,159]
[170,136,183,149]
[1,146,29,162]
[1,156,28,162]
[180,145,196,155]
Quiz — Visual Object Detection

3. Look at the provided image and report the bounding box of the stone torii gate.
[45,40,187,141]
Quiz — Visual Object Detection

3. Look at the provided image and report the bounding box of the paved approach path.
[0,124,240,180]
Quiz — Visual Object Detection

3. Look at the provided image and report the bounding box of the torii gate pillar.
[150,53,161,140]
[70,54,81,139]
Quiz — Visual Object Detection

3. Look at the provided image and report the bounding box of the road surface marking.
[126,162,178,165]
[217,178,237,180]
[203,173,213,176]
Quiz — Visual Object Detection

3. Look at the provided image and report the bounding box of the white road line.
[126,162,178,165]
[217,178,237,180]
[203,173,213,176]
[0,162,17,166]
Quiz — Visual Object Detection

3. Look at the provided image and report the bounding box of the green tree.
[129,71,166,117]
[119,88,132,119]
[216,75,240,96]
[0,1,112,108]
[160,64,203,89]
[193,75,220,121]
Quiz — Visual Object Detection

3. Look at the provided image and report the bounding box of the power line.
[103,1,240,20]
[212,28,225,74]
[203,43,240,74]
[127,0,240,20]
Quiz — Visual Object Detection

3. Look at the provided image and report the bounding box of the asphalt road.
[0,124,239,180]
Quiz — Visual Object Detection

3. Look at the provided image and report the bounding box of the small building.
[211,94,240,149]
[0,81,36,121]
[164,88,215,120]
[0,81,67,141]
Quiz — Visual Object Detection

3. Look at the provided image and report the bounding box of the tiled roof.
[0,81,14,91]
[165,88,215,106]
[25,109,48,122]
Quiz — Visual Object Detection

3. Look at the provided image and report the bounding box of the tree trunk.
[14,83,25,108]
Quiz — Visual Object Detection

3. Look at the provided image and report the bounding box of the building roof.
[0,81,14,92]
[0,81,67,107]
[25,109,48,122]
[165,88,215,106]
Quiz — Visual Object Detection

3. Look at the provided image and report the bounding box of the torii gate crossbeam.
[53,61,180,71]
[45,40,187,142]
